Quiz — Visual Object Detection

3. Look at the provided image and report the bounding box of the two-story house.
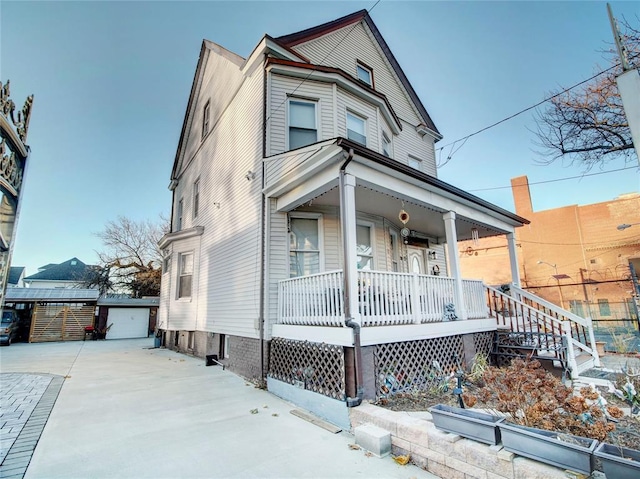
[159,11,600,428]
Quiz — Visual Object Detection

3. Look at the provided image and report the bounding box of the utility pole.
[608,3,640,165]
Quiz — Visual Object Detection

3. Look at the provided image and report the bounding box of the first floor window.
[347,112,366,146]
[289,100,317,150]
[178,252,193,298]
[289,216,320,277]
[569,300,584,317]
[357,224,373,270]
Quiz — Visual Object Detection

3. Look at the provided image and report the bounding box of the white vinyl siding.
[268,75,332,156]
[162,53,265,338]
[292,22,438,174]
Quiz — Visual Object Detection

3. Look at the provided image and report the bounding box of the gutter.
[339,148,363,407]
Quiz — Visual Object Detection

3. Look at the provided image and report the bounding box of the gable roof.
[276,10,440,139]
[23,257,95,282]
[7,266,25,285]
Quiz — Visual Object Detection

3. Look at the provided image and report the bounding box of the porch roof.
[338,138,529,226]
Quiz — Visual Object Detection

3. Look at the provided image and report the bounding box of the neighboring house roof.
[7,266,25,285]
[5,288,100,302]
[275,10,441,139]
[97,297,159,307]
[23,257,95,282]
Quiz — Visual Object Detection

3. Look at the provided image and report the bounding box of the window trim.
[346,110,367,147]
[287,97,319,150]
[193,178,200,219]
[177,251,194,300]
[356,60,374,88]
[288,212,324,277]
[389,228,400,272]
[202,100,210,139]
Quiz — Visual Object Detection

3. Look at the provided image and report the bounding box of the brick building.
[460,176,640,324]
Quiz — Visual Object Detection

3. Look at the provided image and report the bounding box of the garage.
[96,297,159,340]
[106,308,149,339]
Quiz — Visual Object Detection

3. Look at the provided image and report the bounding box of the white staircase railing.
[486,284,600,378]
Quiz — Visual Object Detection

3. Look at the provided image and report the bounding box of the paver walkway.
[0,374,64,478]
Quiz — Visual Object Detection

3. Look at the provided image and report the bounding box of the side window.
[178,252,194,299]
[356,62,373,87]
[177,198,184,231]
[202,101,210,139]
[408,155,422,170]
[389,229,399,272]
[289,99,317,150]
[193,179,200,219]
[597,299,611,316]
[356,223,374,270]
[347,111,366,146]
[289,216,322,277]
[382,132,392,158]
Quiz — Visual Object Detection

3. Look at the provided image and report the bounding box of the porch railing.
[278,270,488,327]
[485,285,600,377]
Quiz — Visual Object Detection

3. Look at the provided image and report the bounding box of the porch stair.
[486,285,601,379]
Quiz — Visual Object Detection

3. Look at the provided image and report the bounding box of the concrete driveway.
[0,339,438,479]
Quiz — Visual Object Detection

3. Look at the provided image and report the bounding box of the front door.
[407,246,427,274]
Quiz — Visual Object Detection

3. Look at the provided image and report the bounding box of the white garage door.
[107,308,149,339]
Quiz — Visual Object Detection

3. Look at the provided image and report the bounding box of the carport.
[4,288,99,342]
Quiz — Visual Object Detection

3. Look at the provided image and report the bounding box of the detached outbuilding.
[96,296,158,340]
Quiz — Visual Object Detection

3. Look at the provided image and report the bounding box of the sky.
[1,0,639,277]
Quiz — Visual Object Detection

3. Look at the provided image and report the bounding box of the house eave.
[266,58,402,133]
[158,226,204,249]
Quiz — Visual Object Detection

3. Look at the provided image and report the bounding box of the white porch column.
[443,211,467,320]
[340,172,359,324]
[506,232,521,287]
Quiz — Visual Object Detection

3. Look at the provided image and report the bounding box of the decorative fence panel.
[374,336,465,397]
[268,338,346,401]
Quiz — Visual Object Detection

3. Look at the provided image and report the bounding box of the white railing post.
[562,321,579,379]
[410,273,421,324]
[586,316,601,367]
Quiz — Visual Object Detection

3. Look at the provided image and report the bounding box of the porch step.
[574,354,595,377]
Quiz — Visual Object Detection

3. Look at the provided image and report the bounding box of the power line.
[436,63,621,167]
[468,165,638,192]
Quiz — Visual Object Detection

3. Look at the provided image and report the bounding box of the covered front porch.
[264,137,526,347]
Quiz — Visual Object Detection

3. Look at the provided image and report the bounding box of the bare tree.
[94,215,169,297]
[534,17,639,169]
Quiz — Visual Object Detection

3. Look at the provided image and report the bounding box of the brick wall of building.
[460,176,640,321]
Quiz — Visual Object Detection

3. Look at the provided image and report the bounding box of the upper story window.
[193,179,200,219]
[289,99,317,150]
[178,252,193,299]
[356,62,373,87]
[408,155,422,170]
[347,112,366,146]
[177,198,184,231]
[382,132,392,158]
[202,101,210,139]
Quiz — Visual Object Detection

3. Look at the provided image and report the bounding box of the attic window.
[71,260,77,266]
[356,62,373,87]
[202,101,210,139]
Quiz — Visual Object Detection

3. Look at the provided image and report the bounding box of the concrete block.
[513,457,567,479]
[354,423,391,458]
[395,415,429,447]
[465,440,513,477]
[446,455,488,478]
[428,460,465,479]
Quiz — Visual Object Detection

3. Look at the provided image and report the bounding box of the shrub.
[471,359,622,441]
